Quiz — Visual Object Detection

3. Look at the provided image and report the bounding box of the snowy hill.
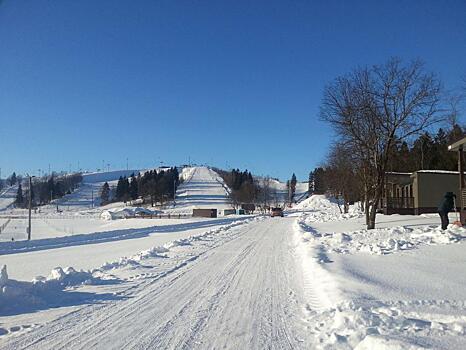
[49,169,140,212]
[169,167,233,214]
[256,176,308,204]
[0,185,17,211]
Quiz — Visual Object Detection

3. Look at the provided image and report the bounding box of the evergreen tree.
[122,177,130,202]
[100,182,110,205]
[308,171,315,193]
[115,176,124,200]
[9,172,17,186]
[129,175,138,200]
[290,173,297,202]
[15,184,24,207]
[313,167,327,194]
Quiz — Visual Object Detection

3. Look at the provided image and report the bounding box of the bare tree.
[321,58,442,229]
[258,176,273,211]
[325,143,360,214]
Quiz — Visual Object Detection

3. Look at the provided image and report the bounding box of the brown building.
[192,208,218,218]
[381,170,462,215]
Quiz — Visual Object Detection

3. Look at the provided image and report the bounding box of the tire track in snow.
[2,218,309,349]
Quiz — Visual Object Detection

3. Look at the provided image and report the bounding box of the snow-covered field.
[294,195,466,349]
[0,182,465,349]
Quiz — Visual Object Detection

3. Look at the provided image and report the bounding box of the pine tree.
[290,173,297,202]
[15,184,24,207]
[100,182,110,205]
[9,172,17,186]
[122,177,130,203]
[313,167,327,194]
[129,175,138,200]
[308,171,315,194]
[115,176,124,200]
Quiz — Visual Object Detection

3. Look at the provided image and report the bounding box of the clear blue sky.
[1,0,465,181]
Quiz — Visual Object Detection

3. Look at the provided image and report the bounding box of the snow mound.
[294,195,338,211]
[297,218,466,255]
[293,195,363,223]
[0,265,112,315]
[306,299,466,349]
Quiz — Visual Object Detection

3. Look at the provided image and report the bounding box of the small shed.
[193,208,217,218]
[222,209,236,216]
[241,203,256,213]
[448,136,466,225]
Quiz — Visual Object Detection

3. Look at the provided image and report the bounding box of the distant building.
[381,170,462,215]
[192,208,217,218]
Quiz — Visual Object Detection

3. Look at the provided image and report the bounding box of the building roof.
[415,170,465,175]
[448,136,466,152]
[386,172,412,176]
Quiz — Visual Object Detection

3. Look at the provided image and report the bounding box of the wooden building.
[448,136,466,225]
[381,170,462,215]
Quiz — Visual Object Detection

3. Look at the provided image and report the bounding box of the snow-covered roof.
[386,172,412,176]
[415,170,464,175]
[448,136,466,151]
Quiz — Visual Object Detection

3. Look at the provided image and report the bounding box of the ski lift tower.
[448,136,466,226]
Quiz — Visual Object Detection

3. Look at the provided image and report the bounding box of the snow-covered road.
[1,218,310,349]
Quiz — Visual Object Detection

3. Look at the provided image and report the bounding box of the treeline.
[317,57,465,229]
[214,168,258,207]
[309,124,465,214]
[15,174,83,208]
[106,167,180,206]
[388,126,464,172]
[215,168,298,209]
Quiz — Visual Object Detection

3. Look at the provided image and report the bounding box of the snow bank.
[0,265,112,315]
[293,195,363,223]
[305,299,466,349]
[297,217,466,255]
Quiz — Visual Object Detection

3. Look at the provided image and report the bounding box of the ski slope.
[256,177,308,204]
[170,167,233,214]
[52,170,140,211]
[0,185,17,212]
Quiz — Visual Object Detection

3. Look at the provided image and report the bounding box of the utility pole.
[28,175,33,241]
[91,189,94,209]
[126,158,128,171]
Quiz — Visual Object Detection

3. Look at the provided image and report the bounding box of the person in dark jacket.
[438,192,456,230]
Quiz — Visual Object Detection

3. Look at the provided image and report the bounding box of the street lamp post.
[27,174,35,240]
